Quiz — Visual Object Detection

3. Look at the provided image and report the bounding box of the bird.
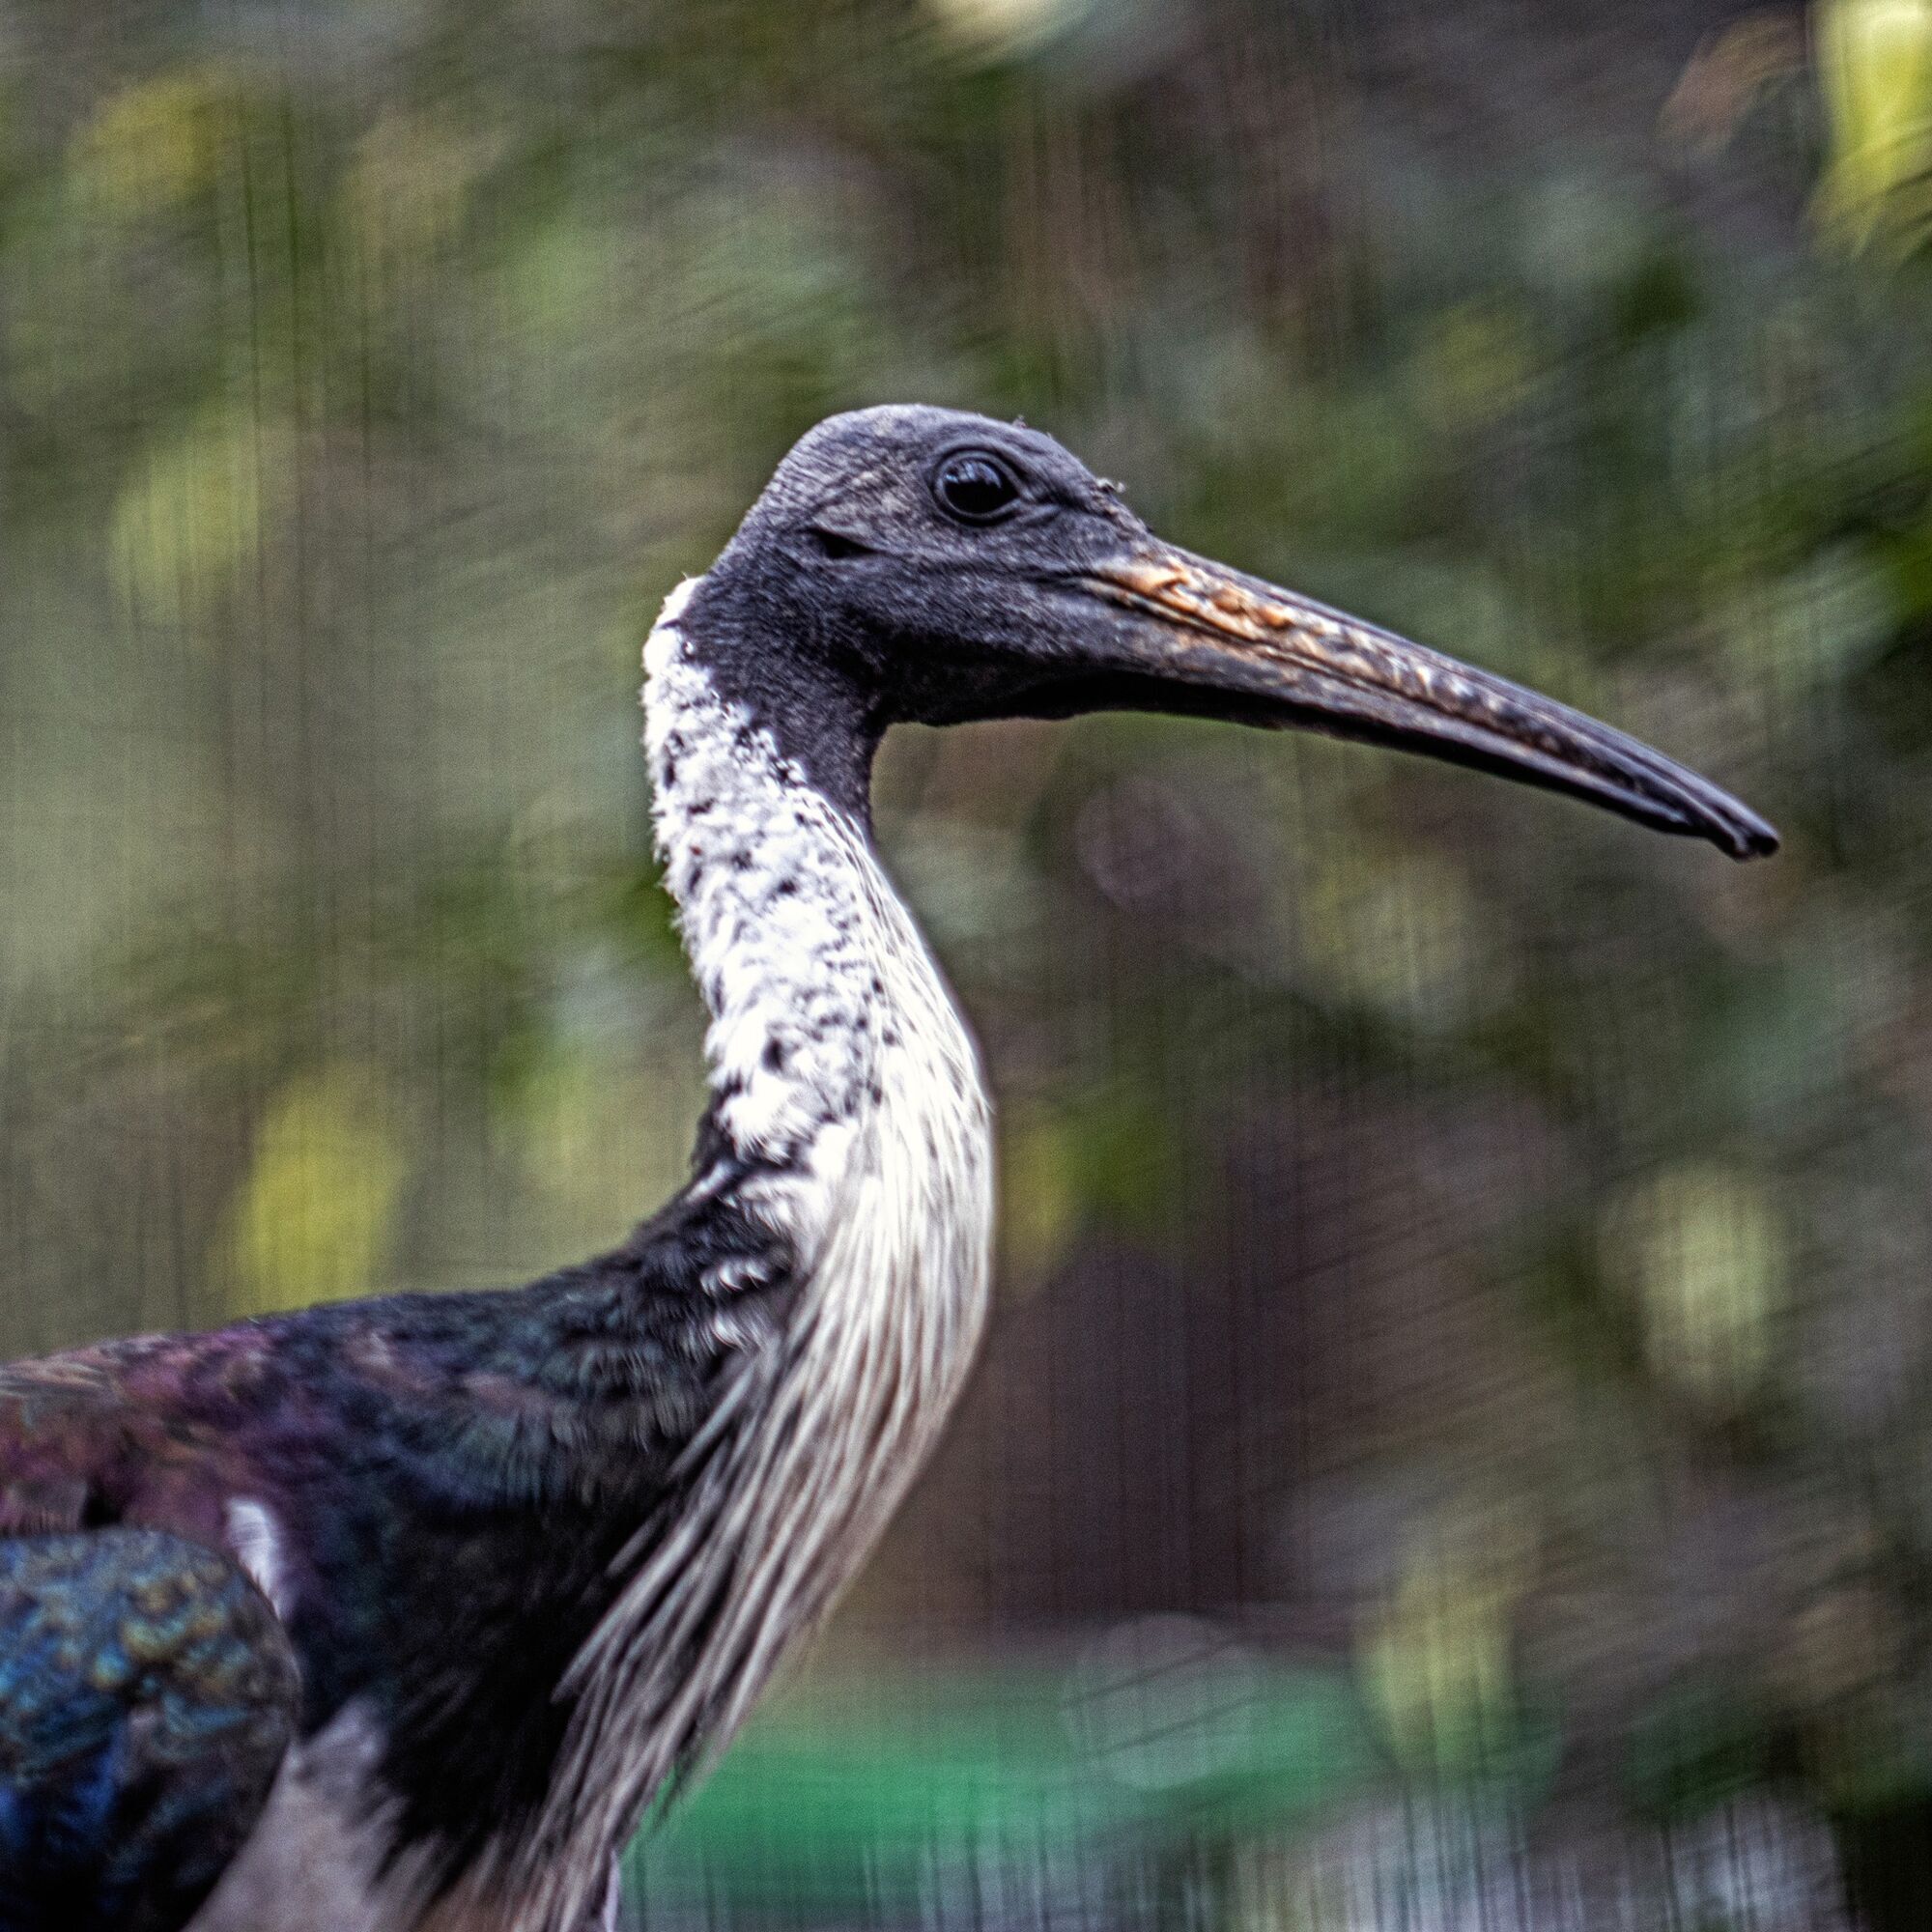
[0,405,1777,1932]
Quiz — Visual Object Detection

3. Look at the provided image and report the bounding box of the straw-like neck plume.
[530,578,997,1923]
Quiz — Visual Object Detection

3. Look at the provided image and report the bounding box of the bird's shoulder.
[0,1160,795,1539]
[0,1331,247,1537]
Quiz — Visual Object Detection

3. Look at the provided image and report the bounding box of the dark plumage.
[0,1532,295,1932]
[0,1144,780,1923]
[0,405,1776,1932]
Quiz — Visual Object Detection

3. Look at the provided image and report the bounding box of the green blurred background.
[6,0,1932,1924]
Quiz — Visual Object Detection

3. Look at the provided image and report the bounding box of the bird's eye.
[934,452,1021,524]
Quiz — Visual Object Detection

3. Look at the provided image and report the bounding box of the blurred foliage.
[1357,1506,1540,1781]
[5,0,1932,1921]
[1816,0,1932,248]
[218,1061,409,1314]
[632,1653,1380,1926]
[1600,1161,1791,1410]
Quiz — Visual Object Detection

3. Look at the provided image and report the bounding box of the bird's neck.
[641,578,992,1270]
[638,570,996,1703]
[534,582,996,1906]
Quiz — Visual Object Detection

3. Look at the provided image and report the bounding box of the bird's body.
[0,407,1776,1932]
[0,572,991,1930]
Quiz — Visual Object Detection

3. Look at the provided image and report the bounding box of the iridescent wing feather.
[0,1528,298,1932]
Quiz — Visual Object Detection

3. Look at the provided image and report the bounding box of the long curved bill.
[1073,550,1777,860]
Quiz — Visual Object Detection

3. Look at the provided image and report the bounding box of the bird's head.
[680,404,1777,859]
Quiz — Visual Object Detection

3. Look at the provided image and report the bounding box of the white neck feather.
[641,578,989,1269]
[532,579,996,1924]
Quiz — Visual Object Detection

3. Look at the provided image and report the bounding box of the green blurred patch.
[1411,299,1548,433]
[998,1104,1083,1286]
[1625,1677,1776,1822]
[1356,1507,1548,1785]
[108,401,293,628]
[1816,0,1932,251]
[923,0,1095,62]
[1599,1163,1791,1412]
[629,1662,1381,1923]
[336,112,494,278]
[499,1035,705,1257]
[218,1063,410,1316]
[1022,1082,1193,1246]
[1294,845,1498,1035]
[67,66,244,218]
